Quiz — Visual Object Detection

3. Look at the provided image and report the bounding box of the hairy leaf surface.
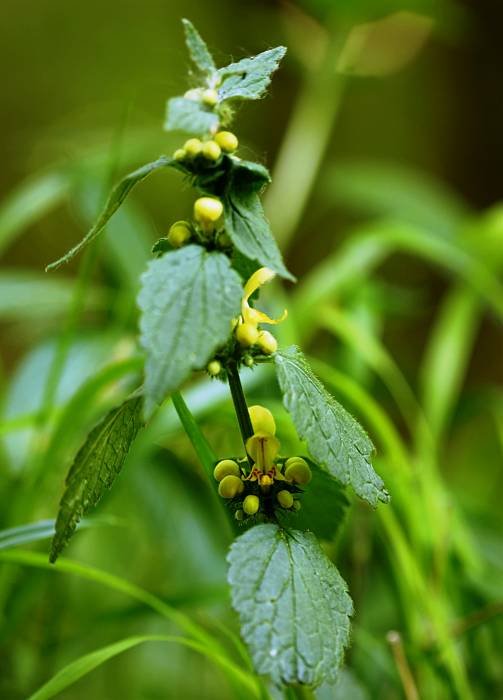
[218,46,287,101]
[228,523,352,687]
[164,97,219,135]
[182,18,216,75]
[46,157,172,270]
[50,394,144,562]
[138,246,242,416]
[274,346,389,506]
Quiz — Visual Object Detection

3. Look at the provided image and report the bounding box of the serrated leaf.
[182,18,216,76]
[50,394,144,563]
[224,182,294,282]
[46,157,173,271]
[138,246,243,416]
[274,346,389,506]
[218,46,287,101]
[164,97,219,135]
[228,523,352,687]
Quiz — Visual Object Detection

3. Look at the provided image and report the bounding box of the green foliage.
[164,97,220,135]
[182,18,216,75]
[138,246,242,416]
[46,156,173,270]
[50,394,144,562]
[217,46,287,101]
[274,346,389,506]
[227,523,352,687]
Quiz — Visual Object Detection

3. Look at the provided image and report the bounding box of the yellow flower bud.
[248,405,276,436]
[193,197,223,225]
[243,355,254,368]
[243,494,260,516]
[215,131,239,153]
[218,474,244,498]
[257,330,278,355]
[202,88,218,106]
[184,138,203,158]
[173,148,186,161]
[213,459,241,482]
[207,360,222,377]
[284,457,312,485]
[167,221,192,248]
[235,322,259,347]
[277,490,294,509]
[202,140,222,161]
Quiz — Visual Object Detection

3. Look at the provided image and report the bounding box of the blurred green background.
[1,0,502,698]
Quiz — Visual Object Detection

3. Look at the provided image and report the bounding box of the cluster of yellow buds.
[213,405,312,521]
[234,267,287,356]
[173,130,239,164]
[165,196,225,250]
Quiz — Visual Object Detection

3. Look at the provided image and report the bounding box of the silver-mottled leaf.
[164,97,219,135]
[218,46,287,101]
[182,18,216,75]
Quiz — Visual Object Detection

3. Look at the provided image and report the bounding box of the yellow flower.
[241,267,287,328]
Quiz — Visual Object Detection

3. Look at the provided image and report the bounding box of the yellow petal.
[246,431,280,471]
[243,267,276,299]
[241,267,287,326]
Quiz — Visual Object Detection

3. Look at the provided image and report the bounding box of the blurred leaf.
[323,159,467,236]
[138,246,242,416]
[165,97,219,135]
[0,171,70,256]
[182,18,216,75]
[0,270,105,321]
[338,11,433,76]
[46,156,172,270]
[50,393,144,562]
[171,391,217,481]
[274,346,389,506]
[279,461,349,540]
[0,517,117,551]
[228,523,352,686]
[218,46,287,101]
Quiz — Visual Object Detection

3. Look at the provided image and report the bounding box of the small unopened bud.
[235,322,259,347]
[202,140,222,161]
[184,138,203,158]
[218,474,244,498]
[215,131,239,153]
[277,490,294,509]
[293,500,301,512]
[194,197,223,226]
[249,405,276,436]
[243,354,254,368]
[243,494,260,516]
[207,360,222,377]
[167,221,192,248]
[202,88,218,107]
[284,457,312,485]
[214,459,241,482]
[173,148,186,161]
[235,509,245,521]
[257,330,278,355]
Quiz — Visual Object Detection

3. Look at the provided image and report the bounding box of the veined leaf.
[50,394,144,562]
[218,46,287,101]
[46,156,173,270]
[182,18,216,75]
[274,346,389,506]
[228,523,352,687]
[225,185,294,281]
[164,97,219,135]
[138,246,243,417]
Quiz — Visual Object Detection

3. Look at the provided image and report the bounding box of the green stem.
[226,362,254,453]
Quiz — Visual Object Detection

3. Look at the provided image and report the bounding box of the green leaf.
[218,46,287,101]
[284,461,349,541]
[182,18,216,75]
[46,156,173,270]
[274,346,389,506]
[228,523,352,687]
[164,97,219,135]
[138,246,243,416]
[225,184,294,281]
[50,394,144,562]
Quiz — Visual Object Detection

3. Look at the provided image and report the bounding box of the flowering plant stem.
[226,362,254,451]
